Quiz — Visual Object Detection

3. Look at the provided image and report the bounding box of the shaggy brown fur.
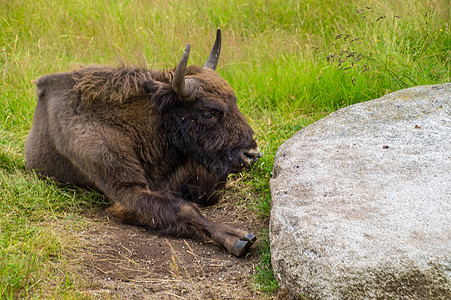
[72,66,168,103]
[25,38,260,257]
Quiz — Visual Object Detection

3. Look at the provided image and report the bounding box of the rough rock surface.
[270,83,451,299]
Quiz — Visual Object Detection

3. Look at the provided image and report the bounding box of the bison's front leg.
[177,202,257,257]
[164,161,257,255]
[109,184,256,257]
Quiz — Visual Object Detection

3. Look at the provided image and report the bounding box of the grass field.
[1,0,449,297]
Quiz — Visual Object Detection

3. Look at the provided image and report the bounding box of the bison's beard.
[184,150,231,179]
[169,159,227,206]
[189,148,254,181]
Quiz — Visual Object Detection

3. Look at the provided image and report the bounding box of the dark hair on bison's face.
[24,29,261,257]
[144,65,258,179]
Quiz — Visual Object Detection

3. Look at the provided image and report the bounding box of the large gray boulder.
[270,83,451,299]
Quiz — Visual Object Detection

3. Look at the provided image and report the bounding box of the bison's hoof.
[242,233,256,243]
[231,234,257,257]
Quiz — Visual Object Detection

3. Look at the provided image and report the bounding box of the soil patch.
[73,194,271,299]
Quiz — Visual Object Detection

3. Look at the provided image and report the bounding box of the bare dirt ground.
[73,193,273,300]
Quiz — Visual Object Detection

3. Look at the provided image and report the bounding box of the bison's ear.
[143,80,179,112]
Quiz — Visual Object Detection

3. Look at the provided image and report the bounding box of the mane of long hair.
[71,65,174,103]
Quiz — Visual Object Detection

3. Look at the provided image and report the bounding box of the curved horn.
[204,28,221,70]
[173,44,194,98]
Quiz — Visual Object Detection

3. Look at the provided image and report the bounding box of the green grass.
[0,167,107,298]
[1,0,449,297]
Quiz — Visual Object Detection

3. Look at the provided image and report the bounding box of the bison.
[24,29,261,257]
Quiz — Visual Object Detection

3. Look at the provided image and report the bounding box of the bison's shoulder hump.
[71,66,169,104]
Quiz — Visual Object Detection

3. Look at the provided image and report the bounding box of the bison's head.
[143,29,261,178]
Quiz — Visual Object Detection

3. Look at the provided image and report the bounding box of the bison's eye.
[201,111,215,118]
[199,108,223,123]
